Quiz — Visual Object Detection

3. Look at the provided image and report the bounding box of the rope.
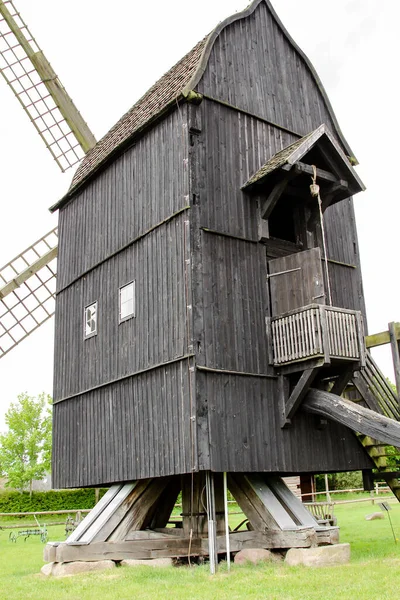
[310,165,333,306]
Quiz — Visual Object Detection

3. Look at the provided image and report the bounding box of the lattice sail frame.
[0,229,58,358]
[0,0,96,171]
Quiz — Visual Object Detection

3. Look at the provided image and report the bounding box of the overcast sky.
[0,0,399,430]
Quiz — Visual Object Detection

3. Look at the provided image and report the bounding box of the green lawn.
[0,499,399,600]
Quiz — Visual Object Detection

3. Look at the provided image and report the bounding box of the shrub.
[0,488,107,514]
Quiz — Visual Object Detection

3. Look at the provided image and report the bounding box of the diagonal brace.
[282,368,319,428]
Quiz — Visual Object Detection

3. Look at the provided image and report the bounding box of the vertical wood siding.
[199,231,270,374]
[53,360,193,488]
[54,212,189,401]
[197,2,337,139]
[199,99,296,239]
[57,109,189,291]
[201,372,372,474]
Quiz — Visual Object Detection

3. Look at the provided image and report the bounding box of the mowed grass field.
[1,497,400,600]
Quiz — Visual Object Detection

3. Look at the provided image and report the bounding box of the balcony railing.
[271,304,365,367]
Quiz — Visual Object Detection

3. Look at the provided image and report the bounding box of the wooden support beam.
[330,365,356,397]
[389,321,400,402]
[261,171,293,220]
[282,368,319,427]
[371,471,400,480]
[54,527,321,562]
[303,389,400,446]
[282,161,347,185]
[365,323,400,349]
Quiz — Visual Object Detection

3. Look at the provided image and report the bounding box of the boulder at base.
[285,543,350,567]
[40,560,116,577]
[120,558,173,568]
[365,512,385,521]
[234,548,282,565]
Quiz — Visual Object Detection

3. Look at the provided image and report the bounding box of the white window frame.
[119,280,135,323]
[84,301,98,339]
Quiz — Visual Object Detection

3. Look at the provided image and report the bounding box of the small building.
[48,0,398,563]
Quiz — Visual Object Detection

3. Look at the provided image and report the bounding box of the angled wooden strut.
[44,473,338,564]
[281,368,319,428]
[303,389,400,447]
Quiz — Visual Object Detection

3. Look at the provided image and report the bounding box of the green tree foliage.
[0,393,52,495]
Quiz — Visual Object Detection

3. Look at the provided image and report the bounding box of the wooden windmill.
[0,0,96,358]
[2,0,400,571]
[40,0,400,570]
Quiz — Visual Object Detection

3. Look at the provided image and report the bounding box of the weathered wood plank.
[56,538,203,562]
[283,367,319,425]
[303,389,400,446]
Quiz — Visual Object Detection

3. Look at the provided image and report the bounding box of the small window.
[84,301,97,338]
[119,281,135,322]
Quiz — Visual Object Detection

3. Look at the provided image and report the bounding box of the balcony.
[270,304,365,371]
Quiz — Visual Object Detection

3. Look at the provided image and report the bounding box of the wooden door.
[268,248,325,316]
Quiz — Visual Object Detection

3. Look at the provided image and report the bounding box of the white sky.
[0,0,399,431]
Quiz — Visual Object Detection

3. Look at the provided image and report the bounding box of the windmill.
[0,0,96,358]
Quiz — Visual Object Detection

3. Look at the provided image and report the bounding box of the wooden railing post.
[389,321,400,405]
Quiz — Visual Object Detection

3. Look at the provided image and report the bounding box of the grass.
[0,498,400,599]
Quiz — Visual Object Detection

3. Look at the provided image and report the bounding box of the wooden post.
[324,474,331,503]
[389,321,400,404]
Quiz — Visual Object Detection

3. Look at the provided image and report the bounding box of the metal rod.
[223,472,230,572]
[266,267,301,279]
[205,471,218,575]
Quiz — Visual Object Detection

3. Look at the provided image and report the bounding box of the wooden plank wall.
[199,372,372,474]
[197,1,337,140]
[52,359,194,488]
[190,1,369,474]
[53,108,194,488]
[57,109,189,291]
[54,213,188,400]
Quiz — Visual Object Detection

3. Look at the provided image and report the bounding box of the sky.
[0,0,399,431]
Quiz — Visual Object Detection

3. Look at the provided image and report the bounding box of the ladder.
[0,228,58,358]
[348,353,400,501]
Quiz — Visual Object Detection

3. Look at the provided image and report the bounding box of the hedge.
[0,489,107,514]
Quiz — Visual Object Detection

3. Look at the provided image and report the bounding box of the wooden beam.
[331,365,355,397]
[282,368,319,427]
[365,323,400,349]
[282,161,347,185]
[54,527,319,562]
[261,172,293,220]
[389,321,400,401]
[0,246,58,300]
[303,389,400,446]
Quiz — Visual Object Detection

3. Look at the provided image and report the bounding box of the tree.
[0,393,52,495]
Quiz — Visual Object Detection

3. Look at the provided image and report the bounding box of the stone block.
[41,560,116,577]
[120,558,173,568]
[234,548,282,565]
[365,512,384,520]
[285,543,350,567]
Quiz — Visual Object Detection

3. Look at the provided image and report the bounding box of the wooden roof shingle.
[69,36,209,192]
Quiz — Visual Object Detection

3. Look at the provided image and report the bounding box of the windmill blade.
[0,229,58,359]
[0,0,96,172]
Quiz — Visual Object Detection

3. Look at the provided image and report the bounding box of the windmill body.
[3,0,400,564]
[51,0,374,490]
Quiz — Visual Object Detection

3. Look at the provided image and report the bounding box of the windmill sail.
[0,0,96,171]
[0,228,58,358]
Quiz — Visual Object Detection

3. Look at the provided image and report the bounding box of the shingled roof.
[51,0,358,211]
[242,123,365,195]
[242,131,315,190]
[68,36,209,193]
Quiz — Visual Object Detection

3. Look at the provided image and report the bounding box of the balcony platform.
[270,304,366,375]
